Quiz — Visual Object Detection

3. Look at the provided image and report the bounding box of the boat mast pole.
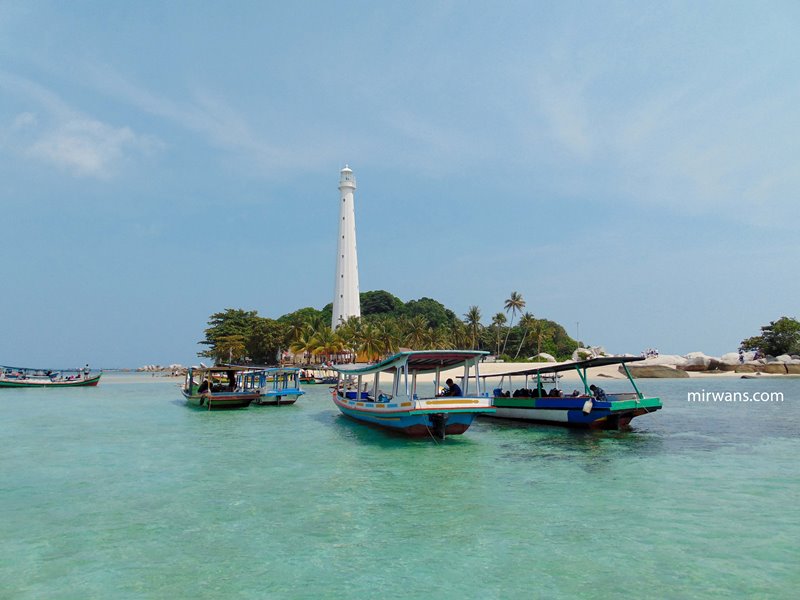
[574,365,590,394]
[621,363,643,400]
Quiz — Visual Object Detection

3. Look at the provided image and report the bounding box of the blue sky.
[1,1,798,367]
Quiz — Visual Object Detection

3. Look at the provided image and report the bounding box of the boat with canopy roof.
[0,365,101,387]
[482,356,662,429]
[182,365,260,410]
[238,367,306,405]
[330,350,495,440]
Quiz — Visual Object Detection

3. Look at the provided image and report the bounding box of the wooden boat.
[298,368,338,385]
[482,356,662,429]
[181,366,260,410]
[330,350,495,440]
[0,365,101,388]
[239,367,305,405]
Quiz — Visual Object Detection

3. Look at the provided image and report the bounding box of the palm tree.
[359,323,384,362]
[337,316,363,362]
[310,326,343,364]
[289,327,315,365]
[378,321,400,356]
[463,306,482,350]
[514,312,536,359]
[404,315,429,349]
[491,312,507,356]
[501,291,525,356]
[449,320,470,349]
[426,325,452,349]
[532,321,552,358]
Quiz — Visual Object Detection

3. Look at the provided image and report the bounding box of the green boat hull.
[0,374,102,388]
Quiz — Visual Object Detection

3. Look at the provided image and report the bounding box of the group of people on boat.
[492,384,563,398]
[2,364,91,381]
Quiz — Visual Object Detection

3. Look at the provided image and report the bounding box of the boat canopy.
[228,365,300,375]
[1,365,88,374]
[479,356,645,379]
[332,350,489,376]
[189,365,253,373]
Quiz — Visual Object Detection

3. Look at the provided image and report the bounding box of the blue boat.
[330,350,495,440]
[483,356,662,429]
[239,367,306,405]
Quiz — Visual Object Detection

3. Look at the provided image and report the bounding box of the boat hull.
[487,395,662,430]
[0,374,102,388]
[182,390,259,410]
[253,389,305,406]
[332,392,494,437]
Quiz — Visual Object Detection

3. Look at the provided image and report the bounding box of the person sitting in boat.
[441,378,462,397]
[589,384,608,401]
[226,370,238,391]
[548,387,562,397]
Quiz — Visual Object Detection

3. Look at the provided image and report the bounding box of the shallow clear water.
[1,374,798,599]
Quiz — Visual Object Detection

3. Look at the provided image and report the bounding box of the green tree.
[311,326,343,363]
[360,290,404,316]
[491,312,507,356]
[199,308,260,361]
[289,327,315,365]
[464,306,482,350]
[514,312,536,359]
[403,297,458,328]
[404,315,430,349]
[359,323,384,362]
[337,316,363,362]
[741,317,800,356]
[214,334,247,364]
[246,318,287,365]
[501,292,525,356]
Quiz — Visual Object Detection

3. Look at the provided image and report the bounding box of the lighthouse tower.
[332,165,361,329]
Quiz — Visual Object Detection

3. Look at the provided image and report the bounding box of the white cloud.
[0,70,163,178]
[26,118,161,178]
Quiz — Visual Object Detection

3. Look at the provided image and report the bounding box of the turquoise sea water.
[1,374,798,599]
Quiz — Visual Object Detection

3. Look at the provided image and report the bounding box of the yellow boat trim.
[400,402,412,407]
[424,399,482,405]
[376,403,385,408]
[356,402,364,406]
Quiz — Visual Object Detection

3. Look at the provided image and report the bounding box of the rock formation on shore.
[137,364,188,376]
[622,352,800,377]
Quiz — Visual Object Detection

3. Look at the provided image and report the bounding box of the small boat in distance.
[239,367,306,405]
[298,368,338,385]
[483,356,662,429]
[182,366,260,410]
[0,365,101,388]
[330,350,495,440]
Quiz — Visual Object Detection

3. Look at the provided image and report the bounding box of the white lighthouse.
[332,165,361,329]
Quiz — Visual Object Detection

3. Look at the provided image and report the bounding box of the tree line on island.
[739,316,800,357]
[198,290,580,366]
